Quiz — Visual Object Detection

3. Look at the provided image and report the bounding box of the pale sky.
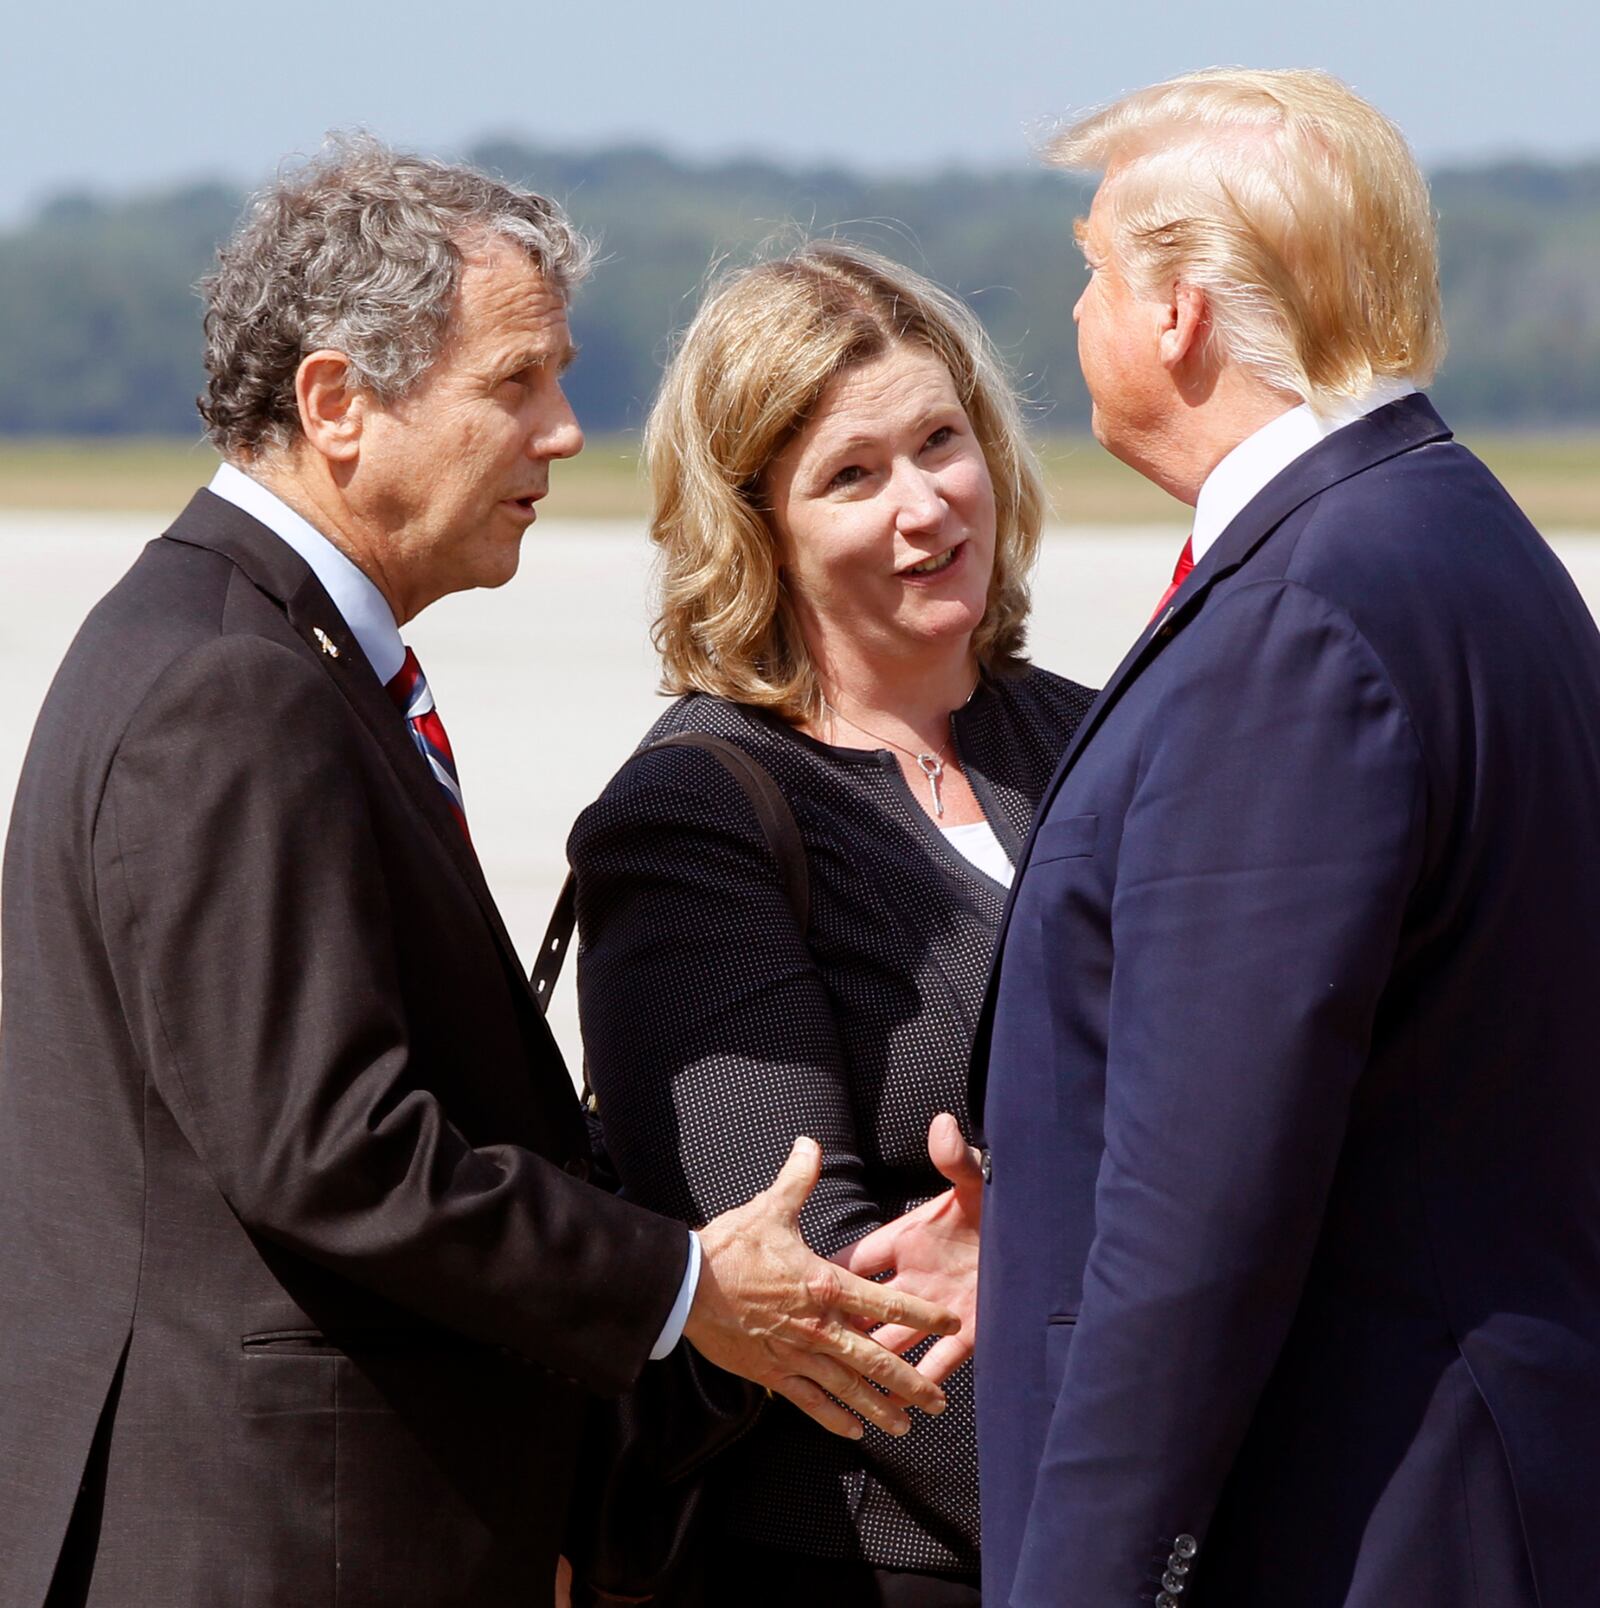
[4,0,1594,222]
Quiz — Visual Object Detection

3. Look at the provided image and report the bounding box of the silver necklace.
[820,682,977,819]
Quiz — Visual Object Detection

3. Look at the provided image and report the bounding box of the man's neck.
[247,452,410,625]
[1128,373,1303,509]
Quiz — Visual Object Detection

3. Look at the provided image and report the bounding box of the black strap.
[532,731,810,1019]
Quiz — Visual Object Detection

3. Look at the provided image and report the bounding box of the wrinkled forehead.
[442,240,575,362]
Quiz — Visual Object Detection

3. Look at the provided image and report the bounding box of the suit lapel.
[1032,394,1453,832]
[969,394,1454,1123]
[161,490,541,1012]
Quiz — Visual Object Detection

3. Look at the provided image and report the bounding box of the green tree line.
[1,143,1595,437]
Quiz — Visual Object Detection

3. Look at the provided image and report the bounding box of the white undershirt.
[1190,377,1419,562]
[942,819,1015,887]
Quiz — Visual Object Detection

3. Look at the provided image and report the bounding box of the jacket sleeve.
[1012,580,1428,1605]
[568,739,881,1257]
[94,634,687,1395]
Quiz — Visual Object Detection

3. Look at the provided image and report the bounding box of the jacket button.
[1163,1570,1187,1592]
[979,1147,993,1185]
[1156,1595,1181,1608]
[1174,1534,1199,1560]
[563,1156,591,1182]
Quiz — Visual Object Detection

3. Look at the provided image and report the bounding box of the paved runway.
[4,512,1597,1068]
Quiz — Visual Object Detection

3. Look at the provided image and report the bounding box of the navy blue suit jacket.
[972,396,1600,1607]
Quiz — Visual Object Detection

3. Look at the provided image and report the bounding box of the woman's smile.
[899,539,967,580]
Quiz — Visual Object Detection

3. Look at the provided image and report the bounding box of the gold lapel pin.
[314,627,341,659]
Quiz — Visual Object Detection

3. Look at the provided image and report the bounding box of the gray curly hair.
[198,134,595,458]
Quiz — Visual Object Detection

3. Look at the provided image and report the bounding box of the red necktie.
[386,647,471,843]
[1150,535,1195,624]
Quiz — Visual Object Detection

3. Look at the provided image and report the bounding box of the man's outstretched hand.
[685,1136,959,1441]
[832,1113,984,1384]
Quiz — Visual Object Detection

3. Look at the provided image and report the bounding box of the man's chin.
[450,537,524,600]
[479,548,522,591]
[1089,415,1148,478]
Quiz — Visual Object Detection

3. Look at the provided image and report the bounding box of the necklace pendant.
[917,753,945,819]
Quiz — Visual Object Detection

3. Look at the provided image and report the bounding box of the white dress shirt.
[209,462,407,684]
[1190,377,1418,562]
[207,462,701,1359]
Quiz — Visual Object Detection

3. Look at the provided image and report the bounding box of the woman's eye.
[828,464,866,491]
[924,425,955,451]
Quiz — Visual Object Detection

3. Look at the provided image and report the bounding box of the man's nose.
[533,392,584,461]
[1072,289,1085,325]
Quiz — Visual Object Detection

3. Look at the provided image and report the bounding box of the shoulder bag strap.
[532,730,809,1018]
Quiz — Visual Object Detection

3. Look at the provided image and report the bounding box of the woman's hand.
[830,1113,984,1384]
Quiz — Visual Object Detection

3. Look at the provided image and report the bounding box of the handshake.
[683,1114,983,1437]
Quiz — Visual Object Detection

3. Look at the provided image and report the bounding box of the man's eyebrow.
[497,342,580,376]
[1073,217,1090,248]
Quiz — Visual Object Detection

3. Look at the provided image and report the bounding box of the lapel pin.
[314,627,341,659]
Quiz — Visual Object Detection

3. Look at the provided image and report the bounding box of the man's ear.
[294,350,365,463]
[1158,283,1209,371]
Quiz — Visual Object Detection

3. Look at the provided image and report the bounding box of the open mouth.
[902,542,963,577]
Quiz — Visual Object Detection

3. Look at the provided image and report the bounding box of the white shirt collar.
[1191,377,1419,562]
[208,461,407,686]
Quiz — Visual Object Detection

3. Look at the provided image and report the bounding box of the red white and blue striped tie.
[386,647,470,843]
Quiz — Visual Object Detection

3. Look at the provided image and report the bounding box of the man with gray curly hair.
[0,137,957,1608]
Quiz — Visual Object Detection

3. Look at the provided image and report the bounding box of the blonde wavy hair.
[646,242,1045,720]
[1048,68,1446,408]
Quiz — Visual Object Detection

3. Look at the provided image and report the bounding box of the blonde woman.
[566,243,1093,1604]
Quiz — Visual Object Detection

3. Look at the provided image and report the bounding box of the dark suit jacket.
[0,491,688,1608]
[972,396,1600,1607]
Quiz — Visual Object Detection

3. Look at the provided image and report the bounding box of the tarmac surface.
[5,513,1598,1069]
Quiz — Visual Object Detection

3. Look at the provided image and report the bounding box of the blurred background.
[3,0,1596,1053]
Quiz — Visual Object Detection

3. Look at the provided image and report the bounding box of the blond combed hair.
[645,242,1045,720]
[1047,68,1446,408]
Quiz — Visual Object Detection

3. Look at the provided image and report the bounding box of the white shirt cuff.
[649,1229,701,1360]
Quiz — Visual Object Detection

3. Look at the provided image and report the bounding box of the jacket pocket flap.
[1030,813,1099,864]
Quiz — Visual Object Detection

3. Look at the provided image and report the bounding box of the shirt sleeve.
[649,1230,703,1360]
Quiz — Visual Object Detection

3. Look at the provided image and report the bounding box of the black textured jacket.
[568,665,1094,1576]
